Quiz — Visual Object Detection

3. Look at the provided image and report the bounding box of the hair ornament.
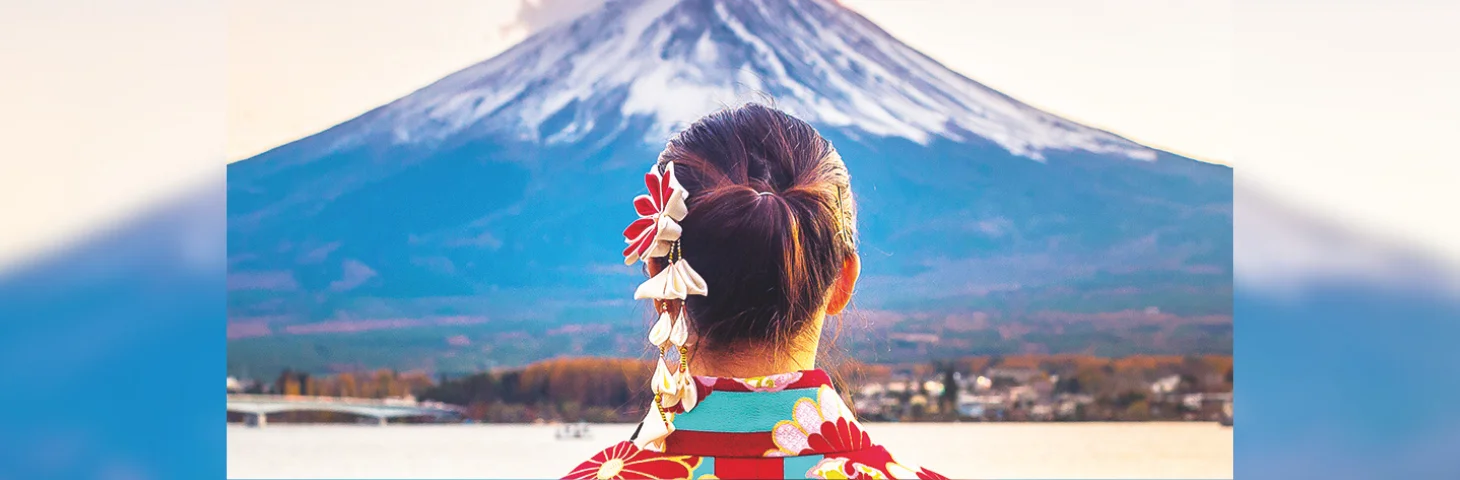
[620,161,707,452]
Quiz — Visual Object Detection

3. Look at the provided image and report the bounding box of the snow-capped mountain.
[355,0,1154,161]
[228,0,1231,373]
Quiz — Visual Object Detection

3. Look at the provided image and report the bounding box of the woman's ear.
[825,253,860,316]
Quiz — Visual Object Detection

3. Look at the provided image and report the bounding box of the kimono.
[563,370,948,480]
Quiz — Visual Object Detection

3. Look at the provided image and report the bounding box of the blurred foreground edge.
[0,183,225,479]
[1235,182,1460,479]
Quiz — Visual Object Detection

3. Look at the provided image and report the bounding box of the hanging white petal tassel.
[669,314,689,347]
[673,259,708,296]
[679,375,698,412]
[633,268,672,300]
[659,385,681,409]
[632,254,707,300]
[648,311,672,346]
[652,356,678,395]
[633,405,674,452]
[669,264,689,299]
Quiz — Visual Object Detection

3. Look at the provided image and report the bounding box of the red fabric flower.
[622,163,688,265]
[563,441,699,480]
[916,467,950,480]
[805,417,872,454]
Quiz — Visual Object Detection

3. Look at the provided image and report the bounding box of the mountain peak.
[344,0,1154,161]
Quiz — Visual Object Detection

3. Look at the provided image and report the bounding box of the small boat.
[556,422,593,440]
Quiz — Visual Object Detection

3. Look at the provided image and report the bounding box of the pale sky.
[0,0,224,271]
[3,0,1458,271]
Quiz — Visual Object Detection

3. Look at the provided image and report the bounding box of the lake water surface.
[228,422,1232,479]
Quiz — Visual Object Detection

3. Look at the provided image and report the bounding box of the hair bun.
[652,103,857,350]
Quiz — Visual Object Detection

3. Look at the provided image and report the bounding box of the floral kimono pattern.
[564,370,948,480]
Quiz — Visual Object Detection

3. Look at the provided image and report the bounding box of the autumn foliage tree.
[419,357,655,422]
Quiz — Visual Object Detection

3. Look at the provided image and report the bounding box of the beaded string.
[655,343,669,426]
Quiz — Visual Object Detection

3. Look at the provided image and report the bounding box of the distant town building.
[1029,403,1055,421]
[1182,393,1205,410]
[1056,400,1079,418]
[1031,379,1055,398]
[1150,374,1182,395]
[1008,385,1039,403]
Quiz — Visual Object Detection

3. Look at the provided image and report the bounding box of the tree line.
[238,367,436,399]
[243,354,1232,423]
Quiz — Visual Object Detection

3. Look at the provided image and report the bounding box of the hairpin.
[621,161,707,452]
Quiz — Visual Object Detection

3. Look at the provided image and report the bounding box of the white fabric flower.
[648,311,672,346]
[633,258,708,300]
[652,356,678,396]
[656,369,698,413]
[668,312,689,346]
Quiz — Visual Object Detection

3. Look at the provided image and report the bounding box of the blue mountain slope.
[227,0,1232,374]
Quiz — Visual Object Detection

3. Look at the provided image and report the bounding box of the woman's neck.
[690,319,823,378]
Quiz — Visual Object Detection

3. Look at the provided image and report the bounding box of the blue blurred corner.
[0,184,225,479]
[1235,185,1460,479]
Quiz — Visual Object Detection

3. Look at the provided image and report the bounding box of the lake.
[228,422,1232,479]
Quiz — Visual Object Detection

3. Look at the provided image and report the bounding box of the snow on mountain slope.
[342,0,1155,161]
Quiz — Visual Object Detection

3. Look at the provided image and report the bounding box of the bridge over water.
[226,394,466,426]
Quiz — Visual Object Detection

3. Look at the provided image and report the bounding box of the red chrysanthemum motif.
[622,163,688,265]
[563,441,699,480]
[916,467,950,480]
[805,417,872,454]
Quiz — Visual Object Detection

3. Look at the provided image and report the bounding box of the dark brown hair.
[651,103,858,353]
